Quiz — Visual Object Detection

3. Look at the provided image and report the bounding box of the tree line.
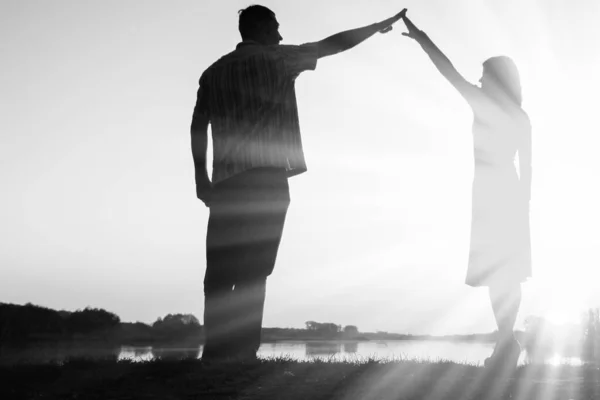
[0,302,202,346]
[0,303,368,346]
[5,301,598,361]
[0,303,366,347]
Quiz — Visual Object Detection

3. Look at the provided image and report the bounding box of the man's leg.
[229,168,290,357]
[203,219,234,359]
[202,180,242,360]
[230,277,268,357]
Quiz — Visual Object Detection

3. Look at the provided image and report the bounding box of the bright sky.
[1,0,599,335]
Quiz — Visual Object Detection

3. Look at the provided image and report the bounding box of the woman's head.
[480,56,522,106]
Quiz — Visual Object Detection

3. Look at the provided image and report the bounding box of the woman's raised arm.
[401,14,481,105]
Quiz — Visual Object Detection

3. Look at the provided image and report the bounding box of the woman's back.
[470,92,530,170]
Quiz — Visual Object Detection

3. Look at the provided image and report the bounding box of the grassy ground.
[1,356,599,400]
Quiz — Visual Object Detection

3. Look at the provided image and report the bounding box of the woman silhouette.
[401,14,532,368]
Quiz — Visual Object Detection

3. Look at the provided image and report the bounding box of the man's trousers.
[202,167,290,359]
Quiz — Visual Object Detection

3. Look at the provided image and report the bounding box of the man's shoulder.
[207,43,315,67]
[200,43,317,83]
[201,49,238,79]
[201,45,278,79]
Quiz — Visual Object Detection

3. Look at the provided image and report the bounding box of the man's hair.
[238,5,276,40]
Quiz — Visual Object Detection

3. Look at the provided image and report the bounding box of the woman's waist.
[473,147,516,165]
[474,156,516,169]
[473,163,519,181]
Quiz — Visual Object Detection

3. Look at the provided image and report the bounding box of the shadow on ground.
[1,357,598,400]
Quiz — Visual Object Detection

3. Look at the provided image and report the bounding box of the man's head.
[238,5,282,45]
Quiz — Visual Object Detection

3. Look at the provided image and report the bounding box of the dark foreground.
[1,357,599,400]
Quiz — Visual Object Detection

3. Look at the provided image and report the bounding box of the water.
[1,340,582,366]
[118,340,584,366]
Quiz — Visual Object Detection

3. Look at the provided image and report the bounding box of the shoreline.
[1,335,501,349]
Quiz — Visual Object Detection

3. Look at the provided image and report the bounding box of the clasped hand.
[379,8,407,34]
[378,9,424,43]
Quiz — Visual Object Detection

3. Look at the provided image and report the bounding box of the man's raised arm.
[313,9,406,59]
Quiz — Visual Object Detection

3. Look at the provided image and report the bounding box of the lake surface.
[118,340,583,367]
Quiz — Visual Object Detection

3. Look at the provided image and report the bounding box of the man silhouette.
[191,4,406,361]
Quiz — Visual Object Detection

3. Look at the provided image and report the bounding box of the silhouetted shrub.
[0,303,66,343]
[66,307,120,335]
[152,313,202,342]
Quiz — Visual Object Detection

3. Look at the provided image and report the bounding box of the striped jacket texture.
[192,41,318,184]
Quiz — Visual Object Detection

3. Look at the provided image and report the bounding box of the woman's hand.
[401,13,424,40]
[379,8,407,34]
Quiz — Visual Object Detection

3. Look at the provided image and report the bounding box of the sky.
[1,0,599,335]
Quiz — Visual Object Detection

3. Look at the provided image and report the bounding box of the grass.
[1,356,599,400]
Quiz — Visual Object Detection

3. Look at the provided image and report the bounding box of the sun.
[545,309,577,326]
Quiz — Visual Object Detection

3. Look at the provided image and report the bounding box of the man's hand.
[196,177,213,207]
[314,8,407,59]
[379,8,407,34]
[401,13,424,40]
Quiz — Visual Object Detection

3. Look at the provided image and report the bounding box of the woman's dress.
[464,95,532,287]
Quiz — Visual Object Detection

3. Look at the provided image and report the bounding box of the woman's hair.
[482,56,522,106]
[238,5,276,41]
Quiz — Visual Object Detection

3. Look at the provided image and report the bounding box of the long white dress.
[413,31,532,287]
[464,91,532,287]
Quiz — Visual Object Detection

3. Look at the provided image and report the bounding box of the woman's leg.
[489,283,522,343]
[484,283,522,369]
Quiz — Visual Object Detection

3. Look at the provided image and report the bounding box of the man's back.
[199,42,318,183]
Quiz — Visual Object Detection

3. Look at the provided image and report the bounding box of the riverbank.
[1,357,596,400]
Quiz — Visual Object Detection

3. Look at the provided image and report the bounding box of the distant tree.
[0,303,29,342]
[24,303,66,335]
[305,321,319,331]
[153,313,200,329]
[118,321,154,344]
[343,325,359,336]
[152,313,202,342]
[0,302,67,342]
[583,308,600,361]
[303,321,341,337]
[67,307,120,334]
[320,323,340,335]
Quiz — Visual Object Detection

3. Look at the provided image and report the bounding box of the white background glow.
[1,0,599,335]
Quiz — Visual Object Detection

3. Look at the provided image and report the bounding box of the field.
[1,356,599,400]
